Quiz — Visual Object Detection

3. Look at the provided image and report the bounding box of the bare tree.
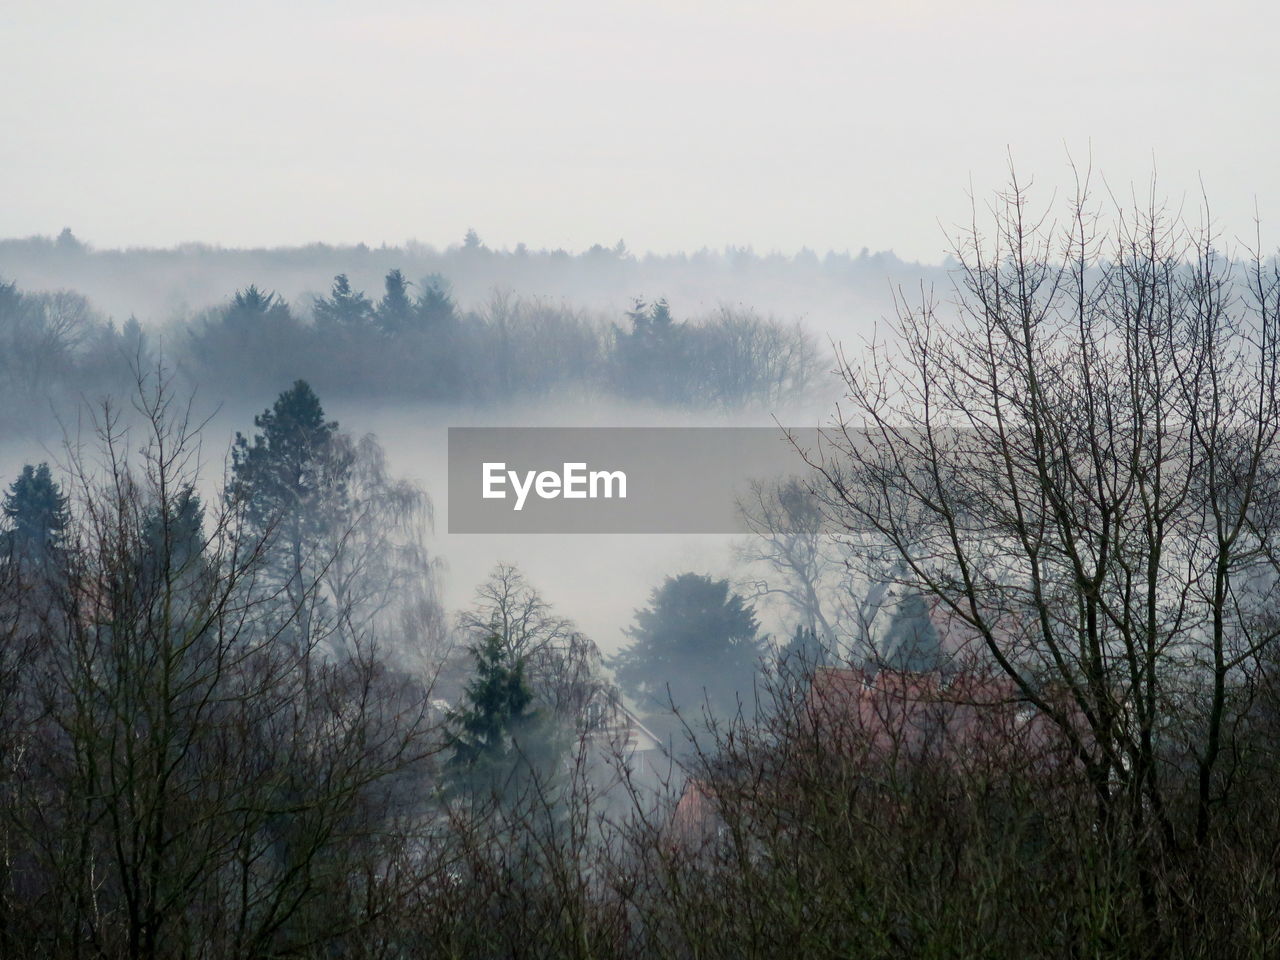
[809,167,1280,865]
[735,475,912,664]
[456,563,613,729]
[735,477,844,646]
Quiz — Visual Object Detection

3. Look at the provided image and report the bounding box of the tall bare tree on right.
[811,168,1280,869]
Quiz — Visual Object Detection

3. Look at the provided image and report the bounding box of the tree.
[2,462,69,569]
[375,269,415,334]
[775,624,829,698]
[415,274,456,329]
[135,484,205,598]
[446,632,549,799]
[230,381,444,663]
[614,298,687,403]
[0,370,441,958]
[611,573,764,736]
[229,380,352,628]
[224,284,293,333]
[313,274,372,328]
[810,168,1280,863]
[186,286,302,395]
[736,477,847,650]
[878,590,943,673]
[456,564,611,726]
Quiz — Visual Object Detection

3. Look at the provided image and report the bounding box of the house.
[582,692,669,795]
[666,596,1077,846]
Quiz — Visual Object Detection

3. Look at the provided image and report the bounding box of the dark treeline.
[1,368,1277,959]
[0,268,821,432]
[186,275,820,407]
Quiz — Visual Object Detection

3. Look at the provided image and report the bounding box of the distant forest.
[0,229,936,428]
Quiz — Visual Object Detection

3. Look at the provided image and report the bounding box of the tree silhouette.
[229,381,351,611]
[447,632,549,799]
[313,274,372,328]
[779,623,829,672]
[611,572,763,734]
[879,591,943,673]
[2,462,69,568]
[375,269,415,334]
[415,274,456,329]
[224,284,293,333]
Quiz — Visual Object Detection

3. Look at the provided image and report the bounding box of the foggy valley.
[5,0,1280,955]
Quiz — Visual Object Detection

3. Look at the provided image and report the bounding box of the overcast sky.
[2,0,1276,261]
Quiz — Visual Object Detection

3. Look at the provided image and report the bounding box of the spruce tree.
[2,462,69,567]
[779,624,828,672]
[229,381,351,600]
[415,275,456,329]
[880,590,943,672]
[446,632,547,798]
[224,285,293,332]
[137,485,205,594]
[374,269,415,334]
[610,572,763,733]
[313,274,372,328]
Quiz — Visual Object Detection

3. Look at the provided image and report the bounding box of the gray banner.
[448,427,827,533]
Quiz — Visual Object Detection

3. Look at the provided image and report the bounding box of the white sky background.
[1,0,1277,261]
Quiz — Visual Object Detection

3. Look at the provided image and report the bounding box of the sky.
[2,0,1278,261]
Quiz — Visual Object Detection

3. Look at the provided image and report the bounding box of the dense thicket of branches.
[804,172,1280,948]
[8,192,1280,956]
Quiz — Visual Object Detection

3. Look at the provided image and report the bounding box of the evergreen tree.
[229,381,351,602]
[2,462,69,567]
[137,485,205,594]
[611,572,763,734]
[375,269,415,334]
[615,298,687,403]
[313,274,372,328]
[447,632,549,798]
[880,590,943,672]
[779,624,828,673]
[224,284,293,332]
[415,274,456,329]
[0,279,28,325]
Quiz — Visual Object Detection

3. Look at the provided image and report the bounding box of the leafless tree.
[809,166,1280,870]
[455,563,614,730]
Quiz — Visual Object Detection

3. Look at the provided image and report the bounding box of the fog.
[0,242,862,657]
[8,0,1280,949]
[0,230,930,344]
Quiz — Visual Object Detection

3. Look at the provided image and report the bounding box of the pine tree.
[137,485,205,593]
[610,572,763,733]
[415,275,456,329]
[313,274,372,328]
[446,632,546,798]
[880,590,943,672]
[615,298,687,403]
[2,462,69,567]
[224,285,293,332]
[229,381,351,601]
[779,624,828,672]
[375,269,415,334]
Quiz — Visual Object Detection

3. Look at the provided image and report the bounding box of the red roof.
[806,664,1064,773]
